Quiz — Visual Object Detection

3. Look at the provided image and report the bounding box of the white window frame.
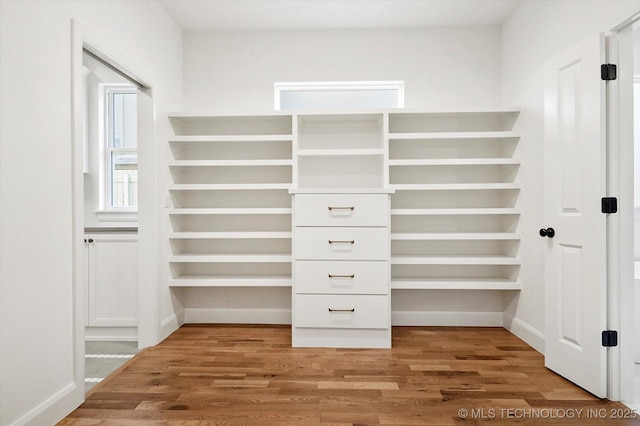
[100,84,137,214]
[274,80,405,111]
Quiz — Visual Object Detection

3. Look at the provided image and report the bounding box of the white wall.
[0,1,182,424]
[183,26,502,113]
[501,0,640,351]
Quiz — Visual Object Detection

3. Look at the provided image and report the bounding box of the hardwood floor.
[59,325,639,425]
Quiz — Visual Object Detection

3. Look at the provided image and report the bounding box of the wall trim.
[184,308,292,325]
[159,313,182,343]
[391,311,504,327]
[84,326,138,342]
[503,313,545,354]
[7,382,77,426]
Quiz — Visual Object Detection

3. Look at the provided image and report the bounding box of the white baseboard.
[85,326,137,341]
[184,308,292,324]
[159,312,183,342]
[391,310,504,326]
[7,382,80,426]
[503,313,545,354]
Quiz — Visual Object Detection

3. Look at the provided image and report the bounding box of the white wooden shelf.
[391,255,521,265]
[169,184,292,191]
[388,131,519,140]
[170,232,292,239]
[388,158,520,166]
[169,254,293,263]
[169,135,293,143]
[391,279,521,290]
[391,232,521,240]
[390,208,521,216]
[297,149,385,157]
[169,276,292,287]
[391,183,521,191]
[168,208,292,215]
[168,159,293,167]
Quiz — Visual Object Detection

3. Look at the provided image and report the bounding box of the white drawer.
[294,227,388,260]
[295,261,388,295]
[295,194,388,227]
[294,294,389,329]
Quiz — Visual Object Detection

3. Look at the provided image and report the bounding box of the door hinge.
[602,330,618,347]
[601,64,617,80]
[601,197,617,214]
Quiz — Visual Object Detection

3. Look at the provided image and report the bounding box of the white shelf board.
[297,148,384,157]
[169,183,292,191]
[391,232,521,241]
[169,276,292,287]
[388,131,519,140]
[169,254,293,263]
[391,279,521,290]
[168,208,292,215]
[169,232,292,239]
[388,158,520,166]
[390,208,521,216]
[169,135,293,143]
[169,159,293,167]
[391,255,521,265]
[391,183,521,191]
[289,188,395,194]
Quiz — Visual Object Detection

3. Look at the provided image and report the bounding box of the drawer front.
[295,227,388,260]
[295,261,388,295]
[295,294,389,329]
[295,194,388,227]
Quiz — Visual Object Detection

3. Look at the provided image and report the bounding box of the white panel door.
[87,233,138,327]
[543,34,607,397]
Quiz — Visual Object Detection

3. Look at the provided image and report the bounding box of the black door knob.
[539,228,555,238]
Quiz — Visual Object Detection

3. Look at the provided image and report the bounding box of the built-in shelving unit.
[388,110,521,291]
[168,114,294,288]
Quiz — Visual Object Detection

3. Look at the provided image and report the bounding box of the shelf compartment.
[169,138,292,161]
[391,278,520,290]
[391,240,519,257]
[391,214,519,233]
[388,135,518,160]
[171,238,291,256]
[169,159,293,167]
[391,189,519,210]
[169,254,293,263]
[389,164,519,185]
[388,158,520,166]
[388,110,520,133]
[168,208,292,215]
[391,183,521,191]
[170,213,291,233]
[169,276,292,287]
[169,114,292,136]
[297,113,383,150]
[297,149,384,157]
[170,189,291,209]
[170,232,292,239]
[297,156,384,189]
[388,131,519,140]
[169,165,292,185]
[169,183,293,190]
[391,208,521,215]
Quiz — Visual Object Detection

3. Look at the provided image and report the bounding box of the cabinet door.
[87,233,138,327]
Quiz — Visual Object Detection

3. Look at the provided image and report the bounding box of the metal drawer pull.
[328,308,355,312]
[328,206,354,211]
[328,274,355,279]
[328,239,355,244]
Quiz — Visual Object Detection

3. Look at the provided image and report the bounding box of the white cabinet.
[85,232,138,327]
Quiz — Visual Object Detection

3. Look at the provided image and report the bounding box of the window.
[274,81,404,111]
[104,86,137,210]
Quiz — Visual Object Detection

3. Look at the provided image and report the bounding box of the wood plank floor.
[59,325,640,425]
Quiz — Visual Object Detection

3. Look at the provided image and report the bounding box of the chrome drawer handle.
[328,308,355,312]
[328,206,354,211]
[328,274,355,279]
[328,240,354,244]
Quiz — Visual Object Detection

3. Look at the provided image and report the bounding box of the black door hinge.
[601,197,618,214]
[601,64,617,80]
[602,330,618,347]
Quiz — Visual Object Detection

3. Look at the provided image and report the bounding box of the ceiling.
[158,0,523,31]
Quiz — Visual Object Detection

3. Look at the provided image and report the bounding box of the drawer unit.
[295,193,388,227]
[294,261,388,295]
[294,227,388,260]
[295,295,389,329]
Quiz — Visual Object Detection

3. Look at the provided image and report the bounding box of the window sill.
[95,210,138,223]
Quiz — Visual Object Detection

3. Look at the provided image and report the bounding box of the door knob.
[539,227,555,238]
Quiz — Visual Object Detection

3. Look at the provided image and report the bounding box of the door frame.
[70,18,158,398]
[607,12,640,407]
